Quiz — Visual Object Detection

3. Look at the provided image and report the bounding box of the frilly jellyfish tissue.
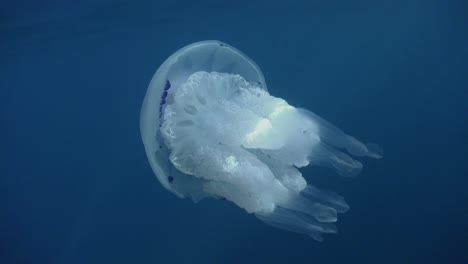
[140,40,382,241]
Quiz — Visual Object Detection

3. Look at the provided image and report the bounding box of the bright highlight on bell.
[140,40,382,241]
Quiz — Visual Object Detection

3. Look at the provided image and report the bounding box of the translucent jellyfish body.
[140,40,382,241]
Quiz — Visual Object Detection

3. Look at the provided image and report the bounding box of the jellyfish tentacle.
[277,193,338,223]
[301,185,349,213]
[297,108,383,159]
[308,141,364,177]
[255,203,339,242]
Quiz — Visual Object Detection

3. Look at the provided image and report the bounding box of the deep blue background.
[2,1,467,263]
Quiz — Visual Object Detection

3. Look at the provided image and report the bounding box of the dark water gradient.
[2,0,467,263]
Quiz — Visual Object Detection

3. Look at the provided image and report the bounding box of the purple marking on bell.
[160,98,166,105]
[164,80,171,91]
[168,176,174,183]
[162,91,168,99]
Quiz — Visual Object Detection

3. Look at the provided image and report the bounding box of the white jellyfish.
[140,40,382,241]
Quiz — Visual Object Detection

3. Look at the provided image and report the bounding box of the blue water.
[2,1,467,263]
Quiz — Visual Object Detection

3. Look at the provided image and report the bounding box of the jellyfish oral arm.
[157,71,381,241]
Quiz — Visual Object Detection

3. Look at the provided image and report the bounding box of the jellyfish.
[140,40,382,241]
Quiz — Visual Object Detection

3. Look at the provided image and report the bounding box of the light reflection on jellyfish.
[140,41,382,241]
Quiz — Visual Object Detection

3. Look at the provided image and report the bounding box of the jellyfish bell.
[140,41,267,195]
[140,40,382,241]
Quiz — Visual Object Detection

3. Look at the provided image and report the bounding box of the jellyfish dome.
[140,40,382,241]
